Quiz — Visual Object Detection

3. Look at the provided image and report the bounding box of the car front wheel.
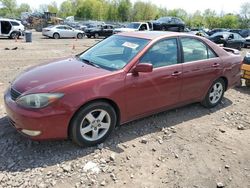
[202,78,225,108]
[70,102,117,147]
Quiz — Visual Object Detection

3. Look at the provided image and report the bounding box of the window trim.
[139,37,181,69]
[178,36,218,64]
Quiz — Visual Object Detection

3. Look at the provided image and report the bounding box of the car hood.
[12,58,111,94]
[114,28,138,32]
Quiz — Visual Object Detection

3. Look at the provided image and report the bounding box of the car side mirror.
[131,63,153,75]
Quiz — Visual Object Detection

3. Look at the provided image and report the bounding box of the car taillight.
[44,29,50,32]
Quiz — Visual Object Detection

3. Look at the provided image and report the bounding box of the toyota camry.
[4,31,241,146]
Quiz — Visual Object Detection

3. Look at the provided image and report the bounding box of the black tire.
[10,32,18,39]
[70,102,117,147]
[94,33,99,38]
[77,33,83,39]
[179,26,184,32]
[53,33,60,39]
[201,78,225,108]
[246,80,250,87]
[161,26,167,31]
[238,44,242,51]
[87,35,91,38]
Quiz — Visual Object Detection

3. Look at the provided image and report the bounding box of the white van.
[0,18,25,39]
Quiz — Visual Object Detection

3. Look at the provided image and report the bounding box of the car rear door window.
[10,21,20,26]
[56,26,64,30]
[181,38,217,62]
[140,38,178,68]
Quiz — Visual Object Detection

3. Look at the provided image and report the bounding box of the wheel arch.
[53,32,60,38]
[220,76,228,91]
[67,98,121,138]
[202,76,228,102]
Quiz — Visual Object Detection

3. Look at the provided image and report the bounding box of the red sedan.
[4,31,241,146]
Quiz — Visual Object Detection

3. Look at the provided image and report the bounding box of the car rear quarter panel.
[202,37,242,89]
[220,54,242,89]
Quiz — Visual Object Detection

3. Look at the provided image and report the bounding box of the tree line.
[0,0,250,29]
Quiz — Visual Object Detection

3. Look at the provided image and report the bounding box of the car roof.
[0,18,21,22]
[117,31,191,40]
[53,25,71,27]
[213,31,236,35]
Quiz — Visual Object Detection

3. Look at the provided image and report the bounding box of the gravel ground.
[0,32,250,188]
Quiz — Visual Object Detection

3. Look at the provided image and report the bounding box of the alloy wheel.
[209,82,223,104]
[80,109,111,141]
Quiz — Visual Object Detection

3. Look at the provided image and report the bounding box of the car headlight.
[16,93,64,109]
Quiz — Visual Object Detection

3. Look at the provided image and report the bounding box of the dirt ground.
[0,32,249,188]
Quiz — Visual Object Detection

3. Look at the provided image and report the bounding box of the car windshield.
[127,23,140,29]
[79,35,149,71]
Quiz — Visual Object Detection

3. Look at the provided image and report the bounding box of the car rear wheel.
[77,33,83,39]
[202,78,225,108]
[70,102,117,147]
[246,80,250,87]
[10,31,19,39]
[94,33,99,38]
[238,44,242,51]
[162,26,167,31]
[53,33,60,39]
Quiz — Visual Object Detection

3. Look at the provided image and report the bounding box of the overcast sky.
[17,0,248,14]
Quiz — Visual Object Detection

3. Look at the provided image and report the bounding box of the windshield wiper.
[80,58,100,68]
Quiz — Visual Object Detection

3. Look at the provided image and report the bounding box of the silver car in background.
[42,25,84,39]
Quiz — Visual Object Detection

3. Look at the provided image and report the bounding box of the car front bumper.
[4,88,70,140]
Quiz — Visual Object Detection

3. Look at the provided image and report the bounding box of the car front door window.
[140,38,178,68]
[125,38,182,118]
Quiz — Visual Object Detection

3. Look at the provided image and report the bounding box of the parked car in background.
[228,29,242,35]
[208,31,246,50]
[0,18,25,39]
[152,17,185,32]
[85,24,114,38]
[42,25,84,39]
[65,21,87,31]
[4,31,241,146]
[207,28,228,36]
[189,30,209,37]
[239,29,250,38]
[113,22,151,33]
[245,36,250,48]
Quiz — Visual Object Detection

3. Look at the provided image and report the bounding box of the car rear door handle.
[171,71,182,76]
[212,63,220,67]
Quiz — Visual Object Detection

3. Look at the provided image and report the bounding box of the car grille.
[10,87,22,101]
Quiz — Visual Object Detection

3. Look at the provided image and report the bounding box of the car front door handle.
[212,63,220,67]
[171,71,182,76]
